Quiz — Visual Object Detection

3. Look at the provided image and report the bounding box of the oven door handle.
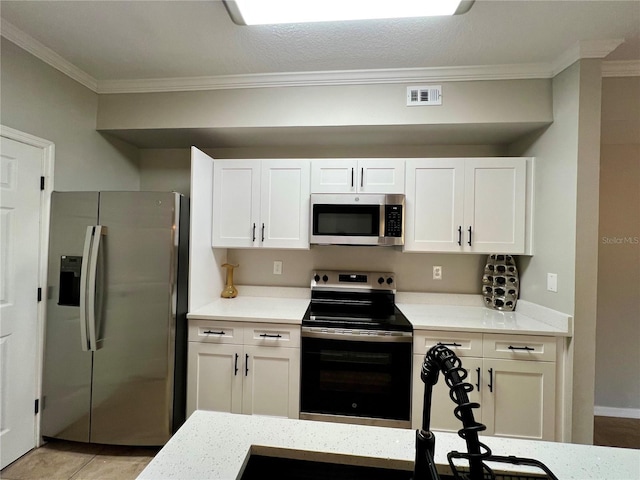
[301,328,412,343]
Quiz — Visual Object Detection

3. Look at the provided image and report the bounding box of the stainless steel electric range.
[300,270,413,428]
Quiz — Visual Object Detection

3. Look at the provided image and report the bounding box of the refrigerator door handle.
[79,226,94,351]
[87,225,105,352]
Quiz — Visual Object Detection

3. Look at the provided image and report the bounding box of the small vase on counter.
[482,254,519,311]
[221,263,239,298]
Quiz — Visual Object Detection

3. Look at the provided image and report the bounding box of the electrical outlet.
[273,261,283,275]
[433,266,442,280]
[547,273,557,292]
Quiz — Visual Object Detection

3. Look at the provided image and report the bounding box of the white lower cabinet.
[187,320,300,419]
[412,331,557,441]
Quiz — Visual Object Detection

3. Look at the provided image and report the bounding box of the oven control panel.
[311,270,395,291]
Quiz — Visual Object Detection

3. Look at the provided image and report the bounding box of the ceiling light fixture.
[223,0,475,26]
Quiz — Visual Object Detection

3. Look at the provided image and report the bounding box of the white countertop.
[187,288,572,337]
[138,410,640,480]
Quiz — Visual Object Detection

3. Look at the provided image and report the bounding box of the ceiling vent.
[406,85,442,106]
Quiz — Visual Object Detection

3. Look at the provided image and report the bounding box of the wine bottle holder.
[482,254,519,311]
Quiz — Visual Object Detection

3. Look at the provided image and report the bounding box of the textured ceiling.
[1,0,639,82]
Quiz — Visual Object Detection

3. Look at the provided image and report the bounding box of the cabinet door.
[404,159,465,252]
[464,158,526,254]
[310,159,357,193]
[212,160,260,247]
[186,342,242,417]
[358,159,405,194]
[242,345,300,419]
[260,160,310,249]
[412,354,482,432]
[482,358,556,440]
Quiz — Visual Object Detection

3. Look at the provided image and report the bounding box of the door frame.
[1,125,55,446]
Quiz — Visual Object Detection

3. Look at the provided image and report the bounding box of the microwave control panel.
[384,204,403,237]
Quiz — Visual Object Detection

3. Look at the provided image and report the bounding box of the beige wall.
[509,60,604,444]
[98,80,551,131]
[595,77,640,413]
[0,38,140,191]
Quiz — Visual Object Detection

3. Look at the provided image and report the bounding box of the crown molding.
[551,38,625,76]
[602,60,640,77]
[3,19,633,94]
[96,63,555,94]
[1,19,98,92]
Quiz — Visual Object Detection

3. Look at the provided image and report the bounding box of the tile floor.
[1,416,638,479]
[1,439,159,480]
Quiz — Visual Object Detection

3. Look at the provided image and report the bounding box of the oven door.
[300,335,412,428]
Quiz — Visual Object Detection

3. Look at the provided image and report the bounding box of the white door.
[0,136,43,469]
[464,158,526,254]
[482,358,556,440]
[358,159,405,194]
[211,160,260,248]
[260,160,310,249]
[310,159,357,193]
[242,345,300,418]
[404,158,465,252]
[186,342,243,417]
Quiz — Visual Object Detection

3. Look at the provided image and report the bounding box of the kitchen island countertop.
[138,410,640,480]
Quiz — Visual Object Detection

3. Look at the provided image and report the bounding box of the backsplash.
[227,246,487,294]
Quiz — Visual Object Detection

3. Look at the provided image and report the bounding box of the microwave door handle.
[351,168,354,188]
[360,167,364,188]
[79,226,94,351]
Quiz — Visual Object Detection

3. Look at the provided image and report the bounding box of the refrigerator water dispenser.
[58,255,82,306]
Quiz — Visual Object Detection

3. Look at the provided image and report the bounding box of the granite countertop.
[138,410,640,480]
[187,288,572,337]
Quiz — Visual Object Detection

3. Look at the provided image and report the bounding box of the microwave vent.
[406,85,442,106]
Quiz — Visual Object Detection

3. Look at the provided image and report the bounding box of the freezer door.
[41,192,99,442]
[90,192,180,445]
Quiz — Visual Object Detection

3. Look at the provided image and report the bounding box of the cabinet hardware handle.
[468,226,472,246]
[260,333,282,339]
[261,223,265,242]
[438,342,462,347]
[203,330,225,335]
[360,167,364,188]
[252,223,256,242]
[245,353,249,376]
[351,168,354,187]
[458,226,462,246]
[488,368,493,393]
[234,353,239,376]
[508,345,535,351]
[475,367,481,391]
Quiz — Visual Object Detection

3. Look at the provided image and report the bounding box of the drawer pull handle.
[488,368,494,393]
[475,367,481,391]
[508,345,535,351]
[234,353,239,376]
[260,333,282,339]
[438,342,462,347]
[203,330,225,335]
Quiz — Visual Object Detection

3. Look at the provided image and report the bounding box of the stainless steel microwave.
[310,194,405,246]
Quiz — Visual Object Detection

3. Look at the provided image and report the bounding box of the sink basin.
[241,454,415,480]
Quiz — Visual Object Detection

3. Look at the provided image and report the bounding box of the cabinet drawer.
[413,331,483,357]
[188,320,243,344]
[483,334,556,362]
[243,324,301,348]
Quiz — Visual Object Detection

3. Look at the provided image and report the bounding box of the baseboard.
[594,406,640,419]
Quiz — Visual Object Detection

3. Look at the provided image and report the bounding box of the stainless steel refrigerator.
[41,191,189,446]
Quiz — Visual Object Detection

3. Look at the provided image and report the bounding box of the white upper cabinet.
[311,159,405,194]
[405,158,529,254]
[212,159,310,249]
